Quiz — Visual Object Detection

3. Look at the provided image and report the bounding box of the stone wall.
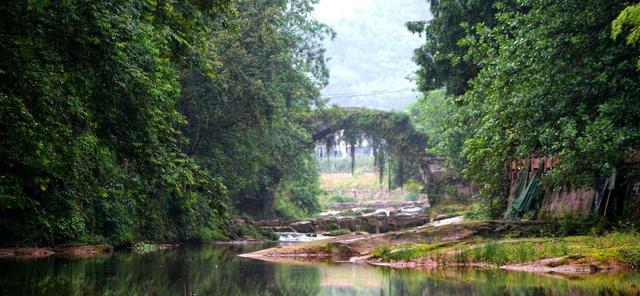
[537,188,595,219]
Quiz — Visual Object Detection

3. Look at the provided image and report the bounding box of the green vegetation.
[408,0,640,217]
[322,229,350,237]
[316,155,375,174]
[318,171,410,204]
[372,232,640,268]
[326,194,357,203]
[132,242,168,254]
[227,224,278,241]
[403,179,423,194]
[462,239,569,266]
[314,107,428,190]
[428,203,468,218]
[612,3,640,69]
[336,208,376,217]
[2,0,640,252]
[5,243,640,295]
[0,0,332,246]
[464,203,492,221]
[320,172,384,191]
[373,242,450,262]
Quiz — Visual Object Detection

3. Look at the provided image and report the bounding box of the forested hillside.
[408,0,640,217]
[0,0,332,246]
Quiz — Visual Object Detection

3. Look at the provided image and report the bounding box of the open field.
[318,172,409,206]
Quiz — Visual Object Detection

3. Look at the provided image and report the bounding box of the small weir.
[276,232,330,242]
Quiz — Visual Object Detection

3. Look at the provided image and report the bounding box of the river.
[0,243,639,295]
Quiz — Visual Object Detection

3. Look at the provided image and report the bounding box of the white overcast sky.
[313,0,431,110]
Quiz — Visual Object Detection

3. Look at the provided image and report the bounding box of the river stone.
[289,221,314,233]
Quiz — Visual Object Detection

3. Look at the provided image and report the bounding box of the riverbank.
[0,244,114,258]
[0,240,280,258]
[3,242,639,295]
[0,241,260,258]
[242,220,640,275]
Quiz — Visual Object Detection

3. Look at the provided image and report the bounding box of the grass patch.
[323,229,350,237]
[461,238,569,266]
[464,233,640,266]
[372,242,451,262]
[371,231,640,268]
[320,172,383,191]
[428,203,468,218]
[326,194,356,203]
[570,231,640,266]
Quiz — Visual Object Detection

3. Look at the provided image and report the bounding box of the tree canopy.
[313,107,428,190]
[0,0,332,245]
[409,0,640,216]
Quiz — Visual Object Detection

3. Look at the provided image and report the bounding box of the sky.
[313,0,431,110]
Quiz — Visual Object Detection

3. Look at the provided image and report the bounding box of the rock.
[14,248,54,257]
[289,221,315,233]
[55,244,113,256]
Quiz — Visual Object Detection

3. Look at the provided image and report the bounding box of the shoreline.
[0,239,274,259]
[0,244,114,258]
[241,220,639,275]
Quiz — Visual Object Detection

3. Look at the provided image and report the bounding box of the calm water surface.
[0,243,639,295]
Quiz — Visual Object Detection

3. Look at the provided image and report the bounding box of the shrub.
[556,212,608,236]
[227,223,277,241]
[403,179,423,194]
[327,194,356,203]
[464,203,491,220]
[618,247,640,268]
[403,193,419,201]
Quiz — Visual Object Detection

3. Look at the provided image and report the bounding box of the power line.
[322,88,415,99]
[323,88,414,97]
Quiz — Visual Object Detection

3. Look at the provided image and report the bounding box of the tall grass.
[372,231,640,268]
[459,239,570,266]
[372,243,448,262]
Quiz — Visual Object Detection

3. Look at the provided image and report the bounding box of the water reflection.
[0,244,638,295]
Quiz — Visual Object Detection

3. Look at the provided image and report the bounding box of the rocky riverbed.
[243,219,640,275]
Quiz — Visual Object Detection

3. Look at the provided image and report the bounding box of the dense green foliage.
[408,89,467,172]
[178,0,332,218]
[407,0,498,95]
[409,0,640,217]
[0,0,331,246]
[0,0,232,246]
[314,107,428,190]
[613,3,640,66]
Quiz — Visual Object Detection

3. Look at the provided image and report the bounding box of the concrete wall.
[507,156,640,220]
[537,188,595,219]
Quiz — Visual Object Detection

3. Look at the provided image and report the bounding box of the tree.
[177,0,333,218]
[0,0,232,245]
[407,0,499,95]
[410,0,640,217]
[613,3,640,69]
